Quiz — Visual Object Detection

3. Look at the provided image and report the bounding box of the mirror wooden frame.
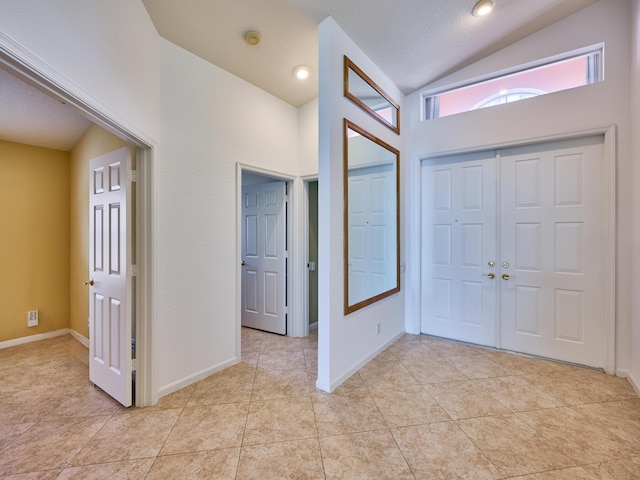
[344,119,400,314]
[344,56,400,134]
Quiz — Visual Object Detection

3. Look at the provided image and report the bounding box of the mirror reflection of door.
[347,164,395,305]
[344,120,400,314]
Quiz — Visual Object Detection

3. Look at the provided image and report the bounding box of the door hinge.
[129,265,137,277]
[128,170,138,182]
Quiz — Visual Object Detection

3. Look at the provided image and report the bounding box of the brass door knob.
[482,273,495,279]
[502,274,511,280]
[84,279,94,286]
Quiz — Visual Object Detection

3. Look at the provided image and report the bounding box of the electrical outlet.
[27,310,38,327]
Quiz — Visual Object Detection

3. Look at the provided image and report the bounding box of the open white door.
[241,181,287,335]
[89,147,132,407]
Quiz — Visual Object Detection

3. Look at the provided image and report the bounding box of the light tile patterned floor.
[0,329,639,479]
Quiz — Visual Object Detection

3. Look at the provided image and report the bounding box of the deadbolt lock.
[488,261,495,267]
[502,262,510,269]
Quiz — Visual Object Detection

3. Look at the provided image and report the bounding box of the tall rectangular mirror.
[344,56,400,134]
[344,119,400,314]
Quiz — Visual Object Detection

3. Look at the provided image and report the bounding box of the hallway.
[0,329,638,479]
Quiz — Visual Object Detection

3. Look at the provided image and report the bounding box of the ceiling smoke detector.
[244,31,261,46]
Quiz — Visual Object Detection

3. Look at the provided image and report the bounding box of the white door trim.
[0,33,158,405]
[236,164,302,339]
[413,126,617,374]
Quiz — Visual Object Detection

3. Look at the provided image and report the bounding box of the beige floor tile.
[456,414,576,477]
[507,466,597,479]
[388,341,438,364]
[0,423,34,450]
[0,417,110,475]
[370,385,450,427]
[2,331,639,480]
[582,456,640,479]
[392,421,498,479]
[243,396,317,445]
[320,429,414,479]
[517,406,635,463]
[475,375,560,412]
[251,367,310,400]
[312,392,386,436]
[146,449,240,480]
[481,351,570,374]
[0,471,62,479]
[45,384,126,419]
[425,380,510,420]
[236,438,324,480]
[159,403,249,455]
[402,356,468,384]
[420,337,481,357]
[188,364,255,406]
[358,360,419,390]
[55,458,155,479]
[70,409,180,466]
[444,354,511,379]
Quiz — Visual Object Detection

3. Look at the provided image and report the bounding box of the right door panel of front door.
[421,136,606,368]
[499,136,605,367]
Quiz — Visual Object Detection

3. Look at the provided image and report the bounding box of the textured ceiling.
[1,0,598,150]
[143,0,598,107]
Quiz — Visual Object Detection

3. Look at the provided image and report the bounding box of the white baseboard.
[627,371,640,397]
[70,329,89,348]
[318,329,406,393]
[0,329,70,350]
[157,356,240,399]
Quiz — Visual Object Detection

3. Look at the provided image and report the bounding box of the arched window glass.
[473,88,546,110]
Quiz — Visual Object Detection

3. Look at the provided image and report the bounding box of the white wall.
[629,0,640,393]
[406,0,634,375]
[156,39,300,394]
[0,0,159,141]
[299,97,319,176]
[317,17,405,392]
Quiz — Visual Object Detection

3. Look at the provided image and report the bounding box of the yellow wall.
[69,124,133,338]
[0,140,70,342]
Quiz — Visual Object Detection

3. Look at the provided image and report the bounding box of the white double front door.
[421,136,606,368]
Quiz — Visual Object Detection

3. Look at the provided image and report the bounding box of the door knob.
[502,274,511,280]
[241,261,246,266]
[482,273,495,279]
[84,279,94,286]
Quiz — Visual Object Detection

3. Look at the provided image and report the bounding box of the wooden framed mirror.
[344,56,400,134]
[344,119,400,314]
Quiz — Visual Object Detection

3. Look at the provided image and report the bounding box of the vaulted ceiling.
[0,0,598,150]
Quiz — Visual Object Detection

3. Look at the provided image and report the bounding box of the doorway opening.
[0,45,156,407]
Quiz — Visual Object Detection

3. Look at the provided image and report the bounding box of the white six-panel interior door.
[241,181,287,335]
[421,136,607,368]
[89,147,132,407]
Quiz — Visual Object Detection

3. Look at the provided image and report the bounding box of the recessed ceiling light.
[472,0,495,16]
[293,65,310,80]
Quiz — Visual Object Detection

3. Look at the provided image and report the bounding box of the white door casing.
[89,147,132,407]
[421,151,498,347]
[421,135,607,368]
[241,181,287,335]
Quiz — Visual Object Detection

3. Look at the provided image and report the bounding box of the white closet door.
[499,136,605,367]
[421,151,498,347]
